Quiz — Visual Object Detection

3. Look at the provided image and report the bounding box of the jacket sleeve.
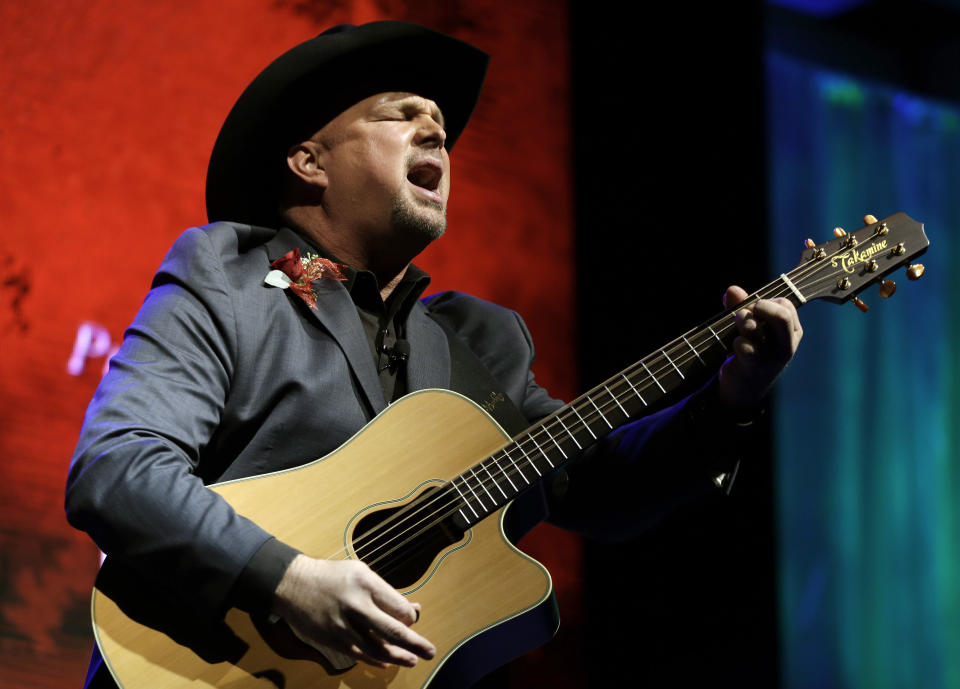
[546,377,748,541]
[507,306,748,541]
[65,226,282,617]
[425,291,749,542]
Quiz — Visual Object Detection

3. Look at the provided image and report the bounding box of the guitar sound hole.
[352,485,467,589]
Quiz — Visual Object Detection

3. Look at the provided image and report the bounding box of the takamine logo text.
[831,239,888,274]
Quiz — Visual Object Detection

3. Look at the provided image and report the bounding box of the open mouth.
[406,159,443,195]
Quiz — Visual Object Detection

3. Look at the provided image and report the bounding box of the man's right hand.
[271,554,436,668]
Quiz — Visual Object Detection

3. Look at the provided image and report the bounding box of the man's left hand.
[716,285,803,414]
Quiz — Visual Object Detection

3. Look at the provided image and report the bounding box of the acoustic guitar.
[91,213,929,688]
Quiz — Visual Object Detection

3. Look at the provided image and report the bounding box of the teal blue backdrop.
[769,52,960,688]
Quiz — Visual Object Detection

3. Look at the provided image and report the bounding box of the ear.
[286,141,328,190]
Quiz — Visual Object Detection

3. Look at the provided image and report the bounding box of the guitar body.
[92,390,558,689]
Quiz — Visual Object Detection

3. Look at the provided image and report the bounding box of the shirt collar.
[287,228,432,314]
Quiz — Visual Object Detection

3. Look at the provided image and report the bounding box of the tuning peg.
[853,297,869,312]
[907,263,925,281]
[833,227,847,237]
[879,280,897,298]
[863,213,878,225]
[804,238,816,249]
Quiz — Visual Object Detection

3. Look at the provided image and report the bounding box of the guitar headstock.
[789,212,929,306]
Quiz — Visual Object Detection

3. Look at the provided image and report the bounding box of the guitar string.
[326,235,884,570]
[327,238,867,569]
[332,240,870,572]
[351,278,801,574]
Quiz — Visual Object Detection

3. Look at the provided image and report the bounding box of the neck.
[375,269,409,302]
[283,209,418,300]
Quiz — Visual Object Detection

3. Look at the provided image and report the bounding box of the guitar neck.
[449,211,930,526]
[448,275,805,527]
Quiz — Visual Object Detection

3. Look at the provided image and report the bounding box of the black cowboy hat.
[205,21,489,227]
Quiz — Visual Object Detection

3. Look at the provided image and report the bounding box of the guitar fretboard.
[448,276,804,527]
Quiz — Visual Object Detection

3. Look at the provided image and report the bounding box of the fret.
[479,462,508,500]
[640,360,666,393]
[492,453,519,492]
[621,373,647,406]
[603,384,628,417]
[460,474,487,512]
[542,424,568,459]
[662,349,684,379]
[515,440,543,476]
[528,432,554,469]
[451,478,478,519]
[570,405,598,439]
[682,335,705,365]
[697,330,718,354]
[556,416,582,449]
[707,325,724,346]
[469,466,496,504]
[588,396,613,429]
[503,446,530,485]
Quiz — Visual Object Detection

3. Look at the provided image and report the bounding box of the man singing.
[66,20,802,688]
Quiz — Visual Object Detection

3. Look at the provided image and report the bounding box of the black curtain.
[570,3,778,687]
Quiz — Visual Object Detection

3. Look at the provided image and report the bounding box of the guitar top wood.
[93,389,556,689]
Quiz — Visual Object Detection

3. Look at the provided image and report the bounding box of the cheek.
[348,135,402,184]
[441,152,452,199]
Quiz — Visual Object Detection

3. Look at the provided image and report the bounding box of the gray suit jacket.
[66,222,733,620]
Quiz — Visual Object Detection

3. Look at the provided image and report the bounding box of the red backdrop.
[0,1,578,687]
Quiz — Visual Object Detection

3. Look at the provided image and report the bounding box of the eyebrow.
[387,96,446,129]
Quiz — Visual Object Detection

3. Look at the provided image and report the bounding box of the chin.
[391,197,447,242]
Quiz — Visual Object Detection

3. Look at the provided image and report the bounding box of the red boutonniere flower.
[263,248,347,309]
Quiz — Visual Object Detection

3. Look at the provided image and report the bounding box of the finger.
[734,303,760,337]
[368,578,420,627]
[343,628,421,668]
[732,335,759,359]
[752,298,796,328]
[723,284,749,310]
[352,605,436,660]
[288,620,391,669]
[344,642,392,669]
[329,613,422,668]
[774,296,804,341]
[751,299,802,353]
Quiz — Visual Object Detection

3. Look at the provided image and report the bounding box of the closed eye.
[373,97,445,129]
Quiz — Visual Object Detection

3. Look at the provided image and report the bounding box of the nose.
[414,115,446,149]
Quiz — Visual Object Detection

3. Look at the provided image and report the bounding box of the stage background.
[0,1,579,687]
[770,52,960,689]
[767,2,960,686]
[571,1,960,687]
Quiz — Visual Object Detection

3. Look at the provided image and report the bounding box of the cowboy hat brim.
[205,21,489,227]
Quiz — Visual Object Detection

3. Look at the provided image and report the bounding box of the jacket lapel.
[406,302,451,392]
[263,228,387,416]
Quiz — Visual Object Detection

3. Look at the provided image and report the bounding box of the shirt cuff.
[230,537,300,615]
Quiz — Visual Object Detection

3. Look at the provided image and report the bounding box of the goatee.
[391,196,446,241]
